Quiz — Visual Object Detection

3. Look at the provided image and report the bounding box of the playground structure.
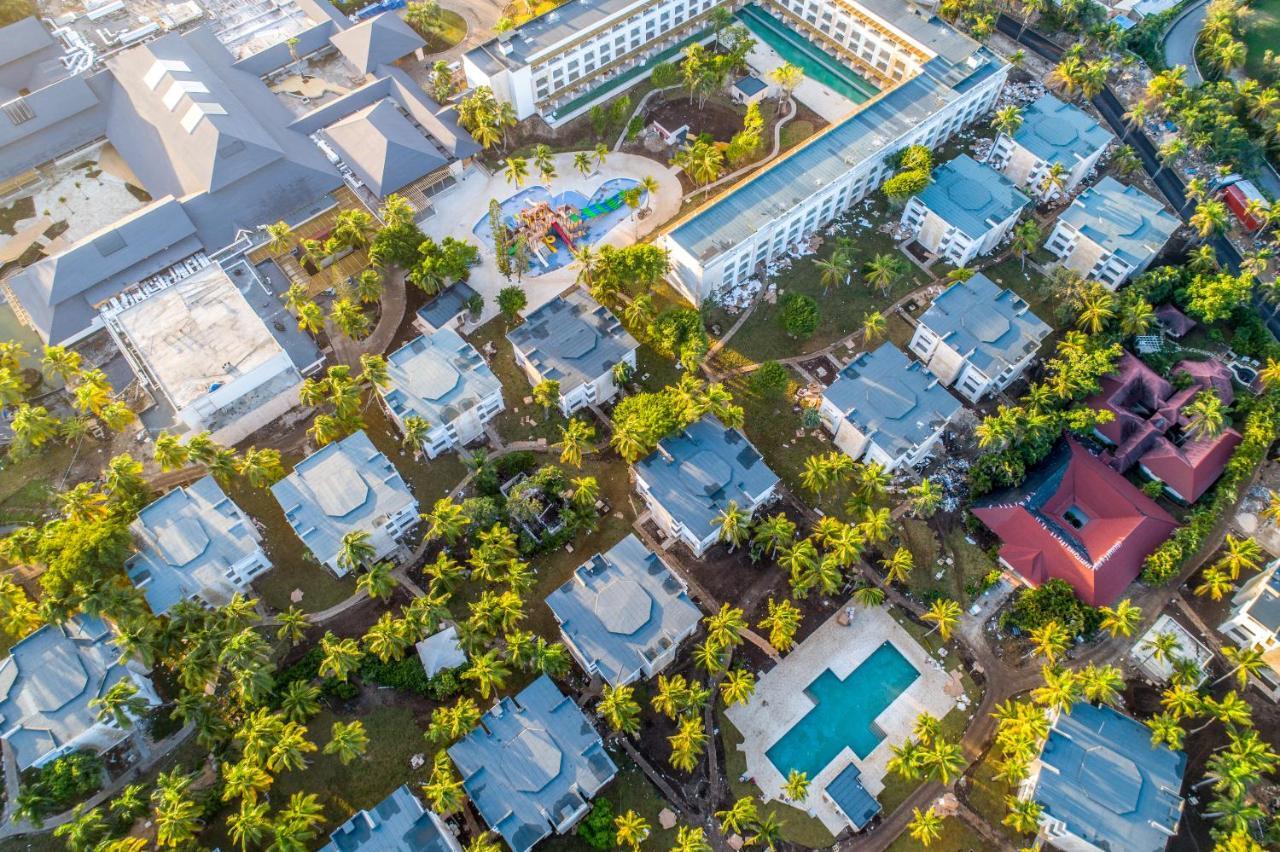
[506,190,630,266]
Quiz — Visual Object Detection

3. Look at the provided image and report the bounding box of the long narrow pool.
[737,5,880,104]
[766,641,919,780]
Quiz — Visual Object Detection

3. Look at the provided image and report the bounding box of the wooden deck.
[247,187,374,296]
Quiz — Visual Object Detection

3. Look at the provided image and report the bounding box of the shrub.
[17,751,103,821]
[650,61,680,88]
[427,668,462,701]
[360,656,433,696]
[496,451,537,479]
[576,798,616,849]
[780,293,819,338]
[751,361,791,397]
[1000,578,1099,637]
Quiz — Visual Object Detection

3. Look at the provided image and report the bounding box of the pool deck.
[725,603,960,835]
[418,152,683,325]
[744,37,858,125]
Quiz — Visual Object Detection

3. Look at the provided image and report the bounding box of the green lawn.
[885,817,986,852]
[1244,0,1280,80]
[963,747,1030,847]
[0,440,77,525]
[708,196,929,367]
[418,9,468,54]
[466,316,570,445]
[719,710,838,848]
[980,256,1060,330]
[899,520,999,606]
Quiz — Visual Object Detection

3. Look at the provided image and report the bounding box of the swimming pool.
[737,5,879,104]
[766,641,919,780]
[471,178,642,276]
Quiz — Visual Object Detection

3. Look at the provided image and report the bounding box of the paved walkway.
[328,268,408,366]
[688,98,797,201]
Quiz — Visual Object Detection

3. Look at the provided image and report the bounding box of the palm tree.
[1191,198,1229,238]
[235,447,284,488]
[853,584,885,607]
[748,811,782,850]
[357,562,396,601]
[280,680,321,723]
[863,253,904,294]
[908,807,943,847]
[758,597,802,652]
[1099,598,1142,638]
[533,144,557,183]
[1038,162,1069,199]
[323,720,369,765]
[330,298,371,339]
[716,797,758,836]
[556,417,594,467]
[265,220,293,256]
[598,683,641,734]
[1215,644,1266,689]
[862,310,886,343]
[638,174,660,213]
[989,105,1023,162]
[1011,219,1042,271]
[90,680,148,729]
[318,632,364,681]
[503,156,530,187]
[800,454,833,496]
[228,800,271,852]
[783,769,810,802]
[573,151,592,176]
[1031,665,1081,712]
[1002,796,1042,835]
[337,530,376,573]
[720,668,755,706]
[922,599,961,641]
[462,649,510,698]
[881,547,914,585]
[1142,630,1181,665]
[1076,287,1115,334]
[1079,663,1124,705]
[1184,390,1227,439]
[1193,568,1234,602]
[907,478,943,518]
[1029,620,1069,664]
[715,500,750,551]
[276,606,311,645]
[1147,712,1185,749]
[614,810,650,851]
[1219,534,1263,579]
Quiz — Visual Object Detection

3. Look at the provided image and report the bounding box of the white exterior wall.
[388,388,505,460]
[1219,569,1280,701]
[908,322,1035,402]
[818,390,945,470]
[635,470,777,556]
[900,198,1022,267]
[468,0,725,123]
[26,667,161,770]
[990,135,1106,201]
[762,0,928,85]
[664,63,1006,303]
[1044,219,1136,290]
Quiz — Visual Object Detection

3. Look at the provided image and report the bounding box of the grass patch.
[719,710,837,848]
[1244,0,1280,80]
[0,441,76,525]
[964,747,1028,847]
[885,817,986,851]
[418,9,468,53]
[899,521,998,606]
[466,316,569,445]
[780,119,816,150]
[981,256,1059,331]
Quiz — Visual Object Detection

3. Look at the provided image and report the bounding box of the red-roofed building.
[1087,352,1241,503]
[974,439,1177,606]
[1221,181,1269,232]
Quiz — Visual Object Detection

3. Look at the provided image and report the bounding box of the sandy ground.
[726,603,960,834]
[744,37,859,124]
[418,152,683,324]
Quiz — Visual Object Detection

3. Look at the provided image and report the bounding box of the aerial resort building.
[654,1,1008,302]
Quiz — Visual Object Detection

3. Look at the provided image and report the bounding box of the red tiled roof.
[974,439,1177,606]
[1086,352,1238,502]
[1154,304,1195,338]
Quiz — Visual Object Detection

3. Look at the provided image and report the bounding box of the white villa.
[899,154,1030,267]
[1219,558,1280,700]
[989,93,1113,201]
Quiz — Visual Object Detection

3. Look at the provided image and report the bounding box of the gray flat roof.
[1060,176,1179,268]
[382,329,501,428]
[270,430,416,567]
[824,343,962,459]
[321,785,459,852]
[632,415,779,543]
[0,616,145,770]
[448,675,617,852]
[915,154,1029,239]
[1032,703,1186,852]
[507,288,637,393]
[916,272,1050,374]
[417,282,478,330]
[465,0,645,72]
[667,50,1003,264]
[854,0,980,64]
[114,264,295,412]
[1013,93,1113,167]
[545,534,702,685]
[127,475,264,615]
[826,763,881,830]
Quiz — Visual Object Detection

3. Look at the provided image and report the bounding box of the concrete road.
[1162,0,1209,85]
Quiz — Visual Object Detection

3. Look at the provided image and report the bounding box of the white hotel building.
[658,1,1007,302]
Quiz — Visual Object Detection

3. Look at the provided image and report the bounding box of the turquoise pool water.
[736,5,879,104]
[766,642,919,779]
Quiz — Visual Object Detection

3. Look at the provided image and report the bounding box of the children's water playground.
[472,178,643,276]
